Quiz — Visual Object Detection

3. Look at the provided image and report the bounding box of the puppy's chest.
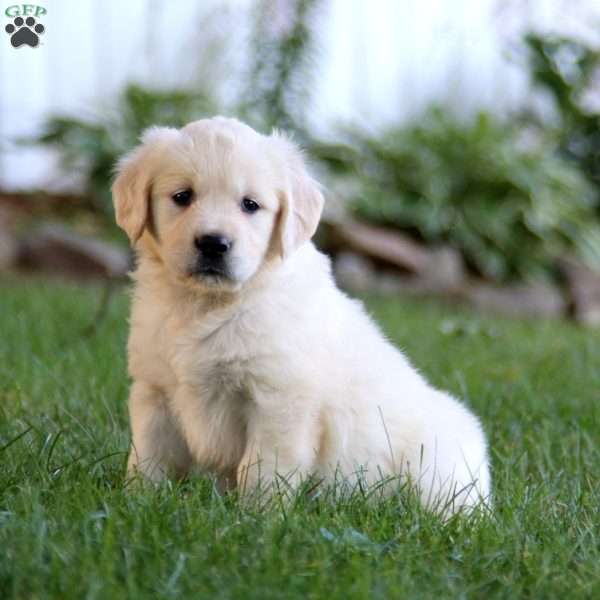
[179,313,272,403]
[175,350,254,473]
[200,357,253,401]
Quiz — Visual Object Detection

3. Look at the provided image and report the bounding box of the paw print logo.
[5,16,45,48]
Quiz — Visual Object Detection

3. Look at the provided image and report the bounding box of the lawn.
[1,276,599,599]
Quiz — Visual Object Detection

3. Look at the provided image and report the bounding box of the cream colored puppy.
[113,117,490,513]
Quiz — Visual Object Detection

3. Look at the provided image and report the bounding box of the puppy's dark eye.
[241,197,260,214]
[172,189,193,207]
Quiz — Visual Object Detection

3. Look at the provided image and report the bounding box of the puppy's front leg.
[127,381,191,483]
[237,406,317,497]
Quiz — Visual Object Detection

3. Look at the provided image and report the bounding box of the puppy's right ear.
[111,127,178,245]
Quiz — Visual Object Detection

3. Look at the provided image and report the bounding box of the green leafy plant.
[330,108,600,281]
[29,84,216,220]
[525,33,600,194]
[241,0,321,135]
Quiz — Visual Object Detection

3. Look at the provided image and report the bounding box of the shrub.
[28,84,216,220]
[325,108,600,281]
[525,33,600,195]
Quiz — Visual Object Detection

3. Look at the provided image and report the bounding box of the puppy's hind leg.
[127,381,192,483]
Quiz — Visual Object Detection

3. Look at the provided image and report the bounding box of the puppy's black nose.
[194,234,232,257]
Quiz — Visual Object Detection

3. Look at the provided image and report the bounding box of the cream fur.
[113,116,491,514]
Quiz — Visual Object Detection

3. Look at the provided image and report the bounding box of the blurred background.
[2,0,600,324]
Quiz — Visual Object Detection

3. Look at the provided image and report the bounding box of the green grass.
[1,276,599,599]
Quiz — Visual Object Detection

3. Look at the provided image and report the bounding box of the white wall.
[1,0,598,191]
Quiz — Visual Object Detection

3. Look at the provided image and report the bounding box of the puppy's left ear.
[112,127,178,245]
[271,131,324,259]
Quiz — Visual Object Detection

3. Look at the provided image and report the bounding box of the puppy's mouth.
[189,261,232,283]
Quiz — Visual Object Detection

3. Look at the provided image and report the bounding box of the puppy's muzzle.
[192,233,233,278]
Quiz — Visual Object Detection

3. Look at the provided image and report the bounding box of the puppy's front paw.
[126,449,171,485]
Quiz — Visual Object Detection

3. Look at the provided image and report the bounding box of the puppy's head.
[112,117,323,291]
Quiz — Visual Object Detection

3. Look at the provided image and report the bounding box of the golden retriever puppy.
[112,117,490,513]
